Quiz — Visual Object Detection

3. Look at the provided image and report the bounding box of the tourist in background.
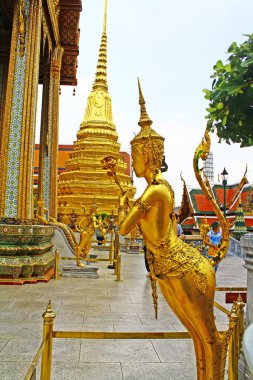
[205,221,222,273]
[175,213,185,240]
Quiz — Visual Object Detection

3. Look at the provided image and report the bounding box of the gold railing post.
[114,232,121,281]
[54,249,59,280]
[109,229,114,263]
[41,301,56,380]
[228,302,239,380]
[235,294,245,358]
[116,252,121,281]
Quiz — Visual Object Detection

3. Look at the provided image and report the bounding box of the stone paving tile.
[129,295,155,304]
[40,293,86,303]
[137,313,182,326]
[122,362,197,380]
[0,339,9,352]
[0,301,15,311]
[54,311,85,324]
[6,300,61,311]
[52,339,81,361]
[52,362,123,380]
[151,339,195,363]
[0,292,44,301]
[109,301,161,313]
[0,362,31,380]
[55,323,115,332]
[114,324,176,332]
[80,339,160,362]
[0,310,29,322]
[85,312,141,324]
[0,339,41,361]
[0,323,42,339]
[59,301,110,313]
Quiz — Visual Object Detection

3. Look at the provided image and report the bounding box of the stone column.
[37,46,63,220]
[238,233,253,380]
[37,59,50,219]
[0,0,42,219]
[241,233,253,326]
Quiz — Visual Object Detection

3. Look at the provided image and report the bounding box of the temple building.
[179,169,253,234]
[0,0,82,283]
[57,0,135,220]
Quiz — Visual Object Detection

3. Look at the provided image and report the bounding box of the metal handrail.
[24,340,46,379]
[24,293,245,379]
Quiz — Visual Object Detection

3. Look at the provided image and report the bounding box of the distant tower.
[203,151,214,182]
[57,0,135,220]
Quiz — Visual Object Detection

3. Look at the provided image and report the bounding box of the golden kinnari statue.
[116,78,230,380]
[75,203,107,267]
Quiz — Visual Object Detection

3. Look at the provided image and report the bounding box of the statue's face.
[132,145,146,178]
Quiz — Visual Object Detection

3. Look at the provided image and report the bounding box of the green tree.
[204,34,253,147]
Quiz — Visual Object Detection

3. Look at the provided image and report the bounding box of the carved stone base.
[0,267,55,285]
[0,223,55,284]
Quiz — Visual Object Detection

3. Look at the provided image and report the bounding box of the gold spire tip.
[103,0,107,32]
[137,78,153,128]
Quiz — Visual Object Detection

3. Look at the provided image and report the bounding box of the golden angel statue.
[117,79,229,380]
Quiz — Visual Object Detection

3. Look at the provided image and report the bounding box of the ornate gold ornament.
[193,128,230,267]
[18,0,26,57]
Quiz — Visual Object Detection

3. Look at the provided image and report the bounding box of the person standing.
[205,221,222,273]
[175,213,185,240]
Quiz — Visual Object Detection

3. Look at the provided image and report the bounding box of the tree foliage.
[204,34,253,147]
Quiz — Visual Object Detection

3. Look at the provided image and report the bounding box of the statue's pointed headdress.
[131,78,164,147]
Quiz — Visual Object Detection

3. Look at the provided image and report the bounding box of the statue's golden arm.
[118,186,157,235]
[118,203,145,235]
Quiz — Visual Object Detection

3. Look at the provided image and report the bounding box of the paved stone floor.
[0,251,247,380]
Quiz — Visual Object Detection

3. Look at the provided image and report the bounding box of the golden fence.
[24,293,245,380]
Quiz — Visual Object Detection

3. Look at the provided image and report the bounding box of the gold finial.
[93,0,108,91]
[137,78,153,128]
[103,0,107,32]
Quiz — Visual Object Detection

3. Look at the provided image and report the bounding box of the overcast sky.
[37,0,253,206]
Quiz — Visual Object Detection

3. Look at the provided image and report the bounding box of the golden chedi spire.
[93,0,108,91]
[58,0,135,220]
[81,0,115,134]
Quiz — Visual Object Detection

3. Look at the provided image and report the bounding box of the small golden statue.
[75,203,100,266]
[117,78,229,380]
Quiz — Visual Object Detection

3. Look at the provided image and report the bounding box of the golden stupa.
[57,0,135,219]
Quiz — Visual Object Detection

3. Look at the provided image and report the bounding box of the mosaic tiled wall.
[5,0,31,217]
[43,77,54,211]
[28,17,41,217]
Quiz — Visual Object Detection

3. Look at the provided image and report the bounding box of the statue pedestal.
[128,245,140,254]
[0,223,55,284]
[62,264,98,278]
